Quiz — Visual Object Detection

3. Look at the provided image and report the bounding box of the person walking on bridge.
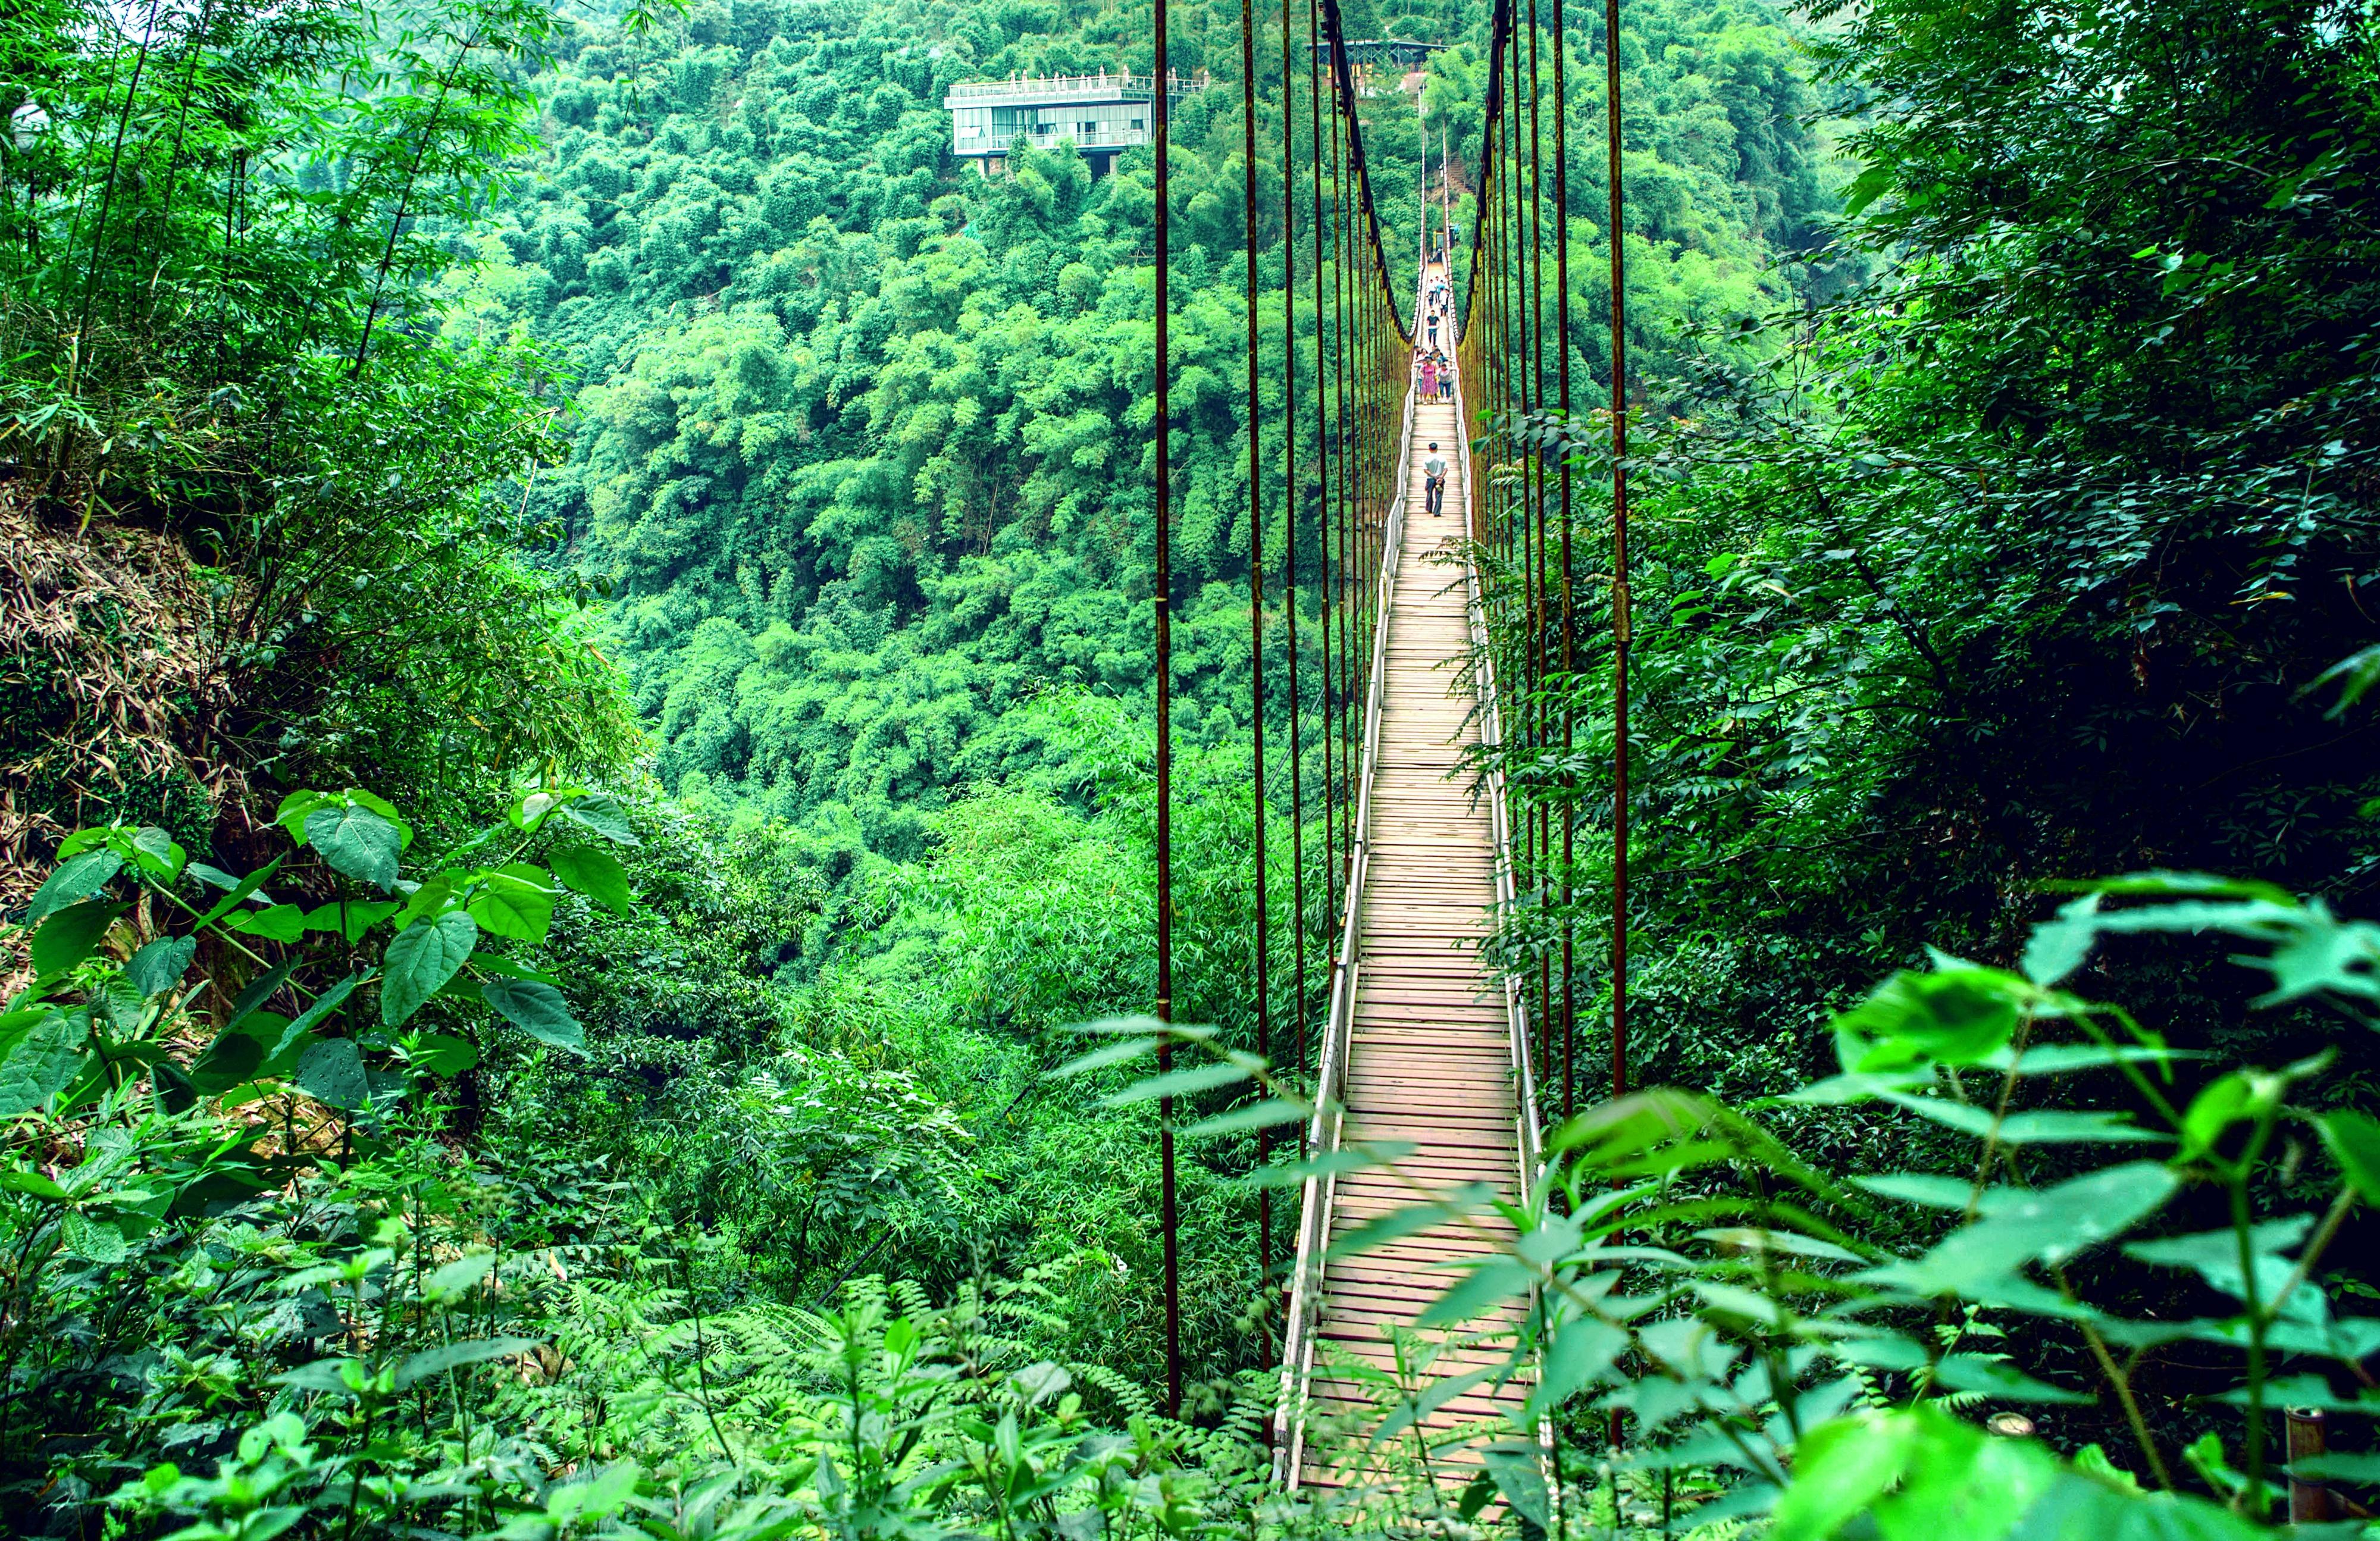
[1419,356,1438,404]
[1424,441,1447,518]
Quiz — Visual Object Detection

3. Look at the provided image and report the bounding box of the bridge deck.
[1299,283,1531,1484]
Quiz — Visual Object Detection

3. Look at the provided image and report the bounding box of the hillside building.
[945,68,1209,177]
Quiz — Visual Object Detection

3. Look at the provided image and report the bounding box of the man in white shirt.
[1424,443,1448,516]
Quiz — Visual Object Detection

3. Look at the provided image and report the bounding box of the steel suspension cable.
[1280,0,1311,1138]
[1152,0,1182,1420]
[1527,0,1552,1095]
[1605,0,1630,1105]
[1330,95,1352,876]
[1241,0,1273,1304]
[1308,0,1337,973]
[1554,0,1576,1119]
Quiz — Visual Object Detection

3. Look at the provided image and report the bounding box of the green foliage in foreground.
[1479,0,2380,1189]
[1,0,640,842]
[10,793,2380,1537]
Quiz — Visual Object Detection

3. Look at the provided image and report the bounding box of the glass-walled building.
[945,70,1208,177]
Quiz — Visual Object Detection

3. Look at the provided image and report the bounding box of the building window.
[1130,117,1144,130]
[1034,121,1051,134]
[1080,121,1098,136]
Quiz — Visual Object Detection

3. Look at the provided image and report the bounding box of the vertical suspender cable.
[1281,0,1311,1133]
[1152,8,1183,1422]
[1527,0,1552,1092]
[1309,0,1338,963]
[1241,0,1273,1303]
[1604,0,1629,1107]
[1553,0,1576,1119]
[1330,100,1352,876]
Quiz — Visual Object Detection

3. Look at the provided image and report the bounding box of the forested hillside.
[440,0,1831,838]
[7,0,2379,1530]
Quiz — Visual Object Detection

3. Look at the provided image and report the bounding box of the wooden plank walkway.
[1295,261,1533,1488]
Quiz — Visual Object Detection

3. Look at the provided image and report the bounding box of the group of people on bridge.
[1418,261,1454,518]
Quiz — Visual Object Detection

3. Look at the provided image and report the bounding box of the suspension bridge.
[1135,0,1627,1492]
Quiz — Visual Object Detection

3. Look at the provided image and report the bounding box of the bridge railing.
[1270,271,1423,1486]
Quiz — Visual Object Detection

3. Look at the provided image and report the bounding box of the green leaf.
[464,953,558,984]
[393,1335,541,1390]
[1416,1257,1535,1328]
[2179,1072,2277,1160]
[1840,163,1894,216]
[380,911,478,1025]
[1048,1037,1160,1078]
[558,793,638,844]
[1178,1099,1308,1137]
[32,900,123,975]
[1480,1447,1551,1531]
[1864,1161,2178,1296]
[1529,1317,1627,1416]
[62,1207,129,1265]
[465,864,557,944]
[226,959,296,1029]
[273,790,337,844]
[1325,1189,1484,1258]
[1245,1144,1413,1188]
[1835,967,2024,1073]
[410,1033,478,1076]
[189,1031,265,1095]
[2318,1109,2380,1204]
[295,1039,367,1110]
[300,901,400,942]
[547,844,634,916]
[193,855,283,928]
[1930,1353,2091,1404]
[394,875,457,931]
[2291,1452,2380,1484]
[2124,1217,2312,1308]
[130,826,186,881]
[342,789,412,845]
[2021,894,2102,985]
[0,1010,91,1117]
[481,978,585,1053]
[426,1251,497,1302]
[124,936,196,999]
[273,1357,366,1396]
[1853,1173,2021,1212]
[26,851,121,923]
[227,904,306,942]
[1878,1090,2165,1144]
[303,804,403,891]
[1099,1061,1248,1107]
[269,974,362,1061]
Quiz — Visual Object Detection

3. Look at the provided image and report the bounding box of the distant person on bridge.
[1424,442,1447,517]
[1419,356,1438,401]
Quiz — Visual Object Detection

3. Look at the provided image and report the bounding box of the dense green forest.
[4,0,2379,1527]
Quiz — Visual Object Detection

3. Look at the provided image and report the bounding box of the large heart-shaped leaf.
[0,1010,92,1117]
[466,865,558,943]
[124,936,196,999]
[547,844,633,916]
[32,900,124,976]
[558,794,638,845]
[303,804,403,891]
[481,978,585,1053]
[27,851,121,924]
[296,1038,368,1110]
[380,910,478,1025]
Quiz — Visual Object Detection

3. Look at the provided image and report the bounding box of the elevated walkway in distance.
[1276,260,1540,1492]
